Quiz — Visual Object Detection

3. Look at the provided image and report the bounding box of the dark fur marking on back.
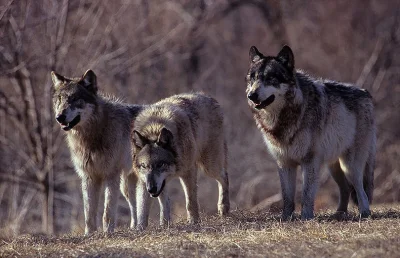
[324,81,371,112]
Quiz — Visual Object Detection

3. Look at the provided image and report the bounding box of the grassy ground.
[1,205,400,258]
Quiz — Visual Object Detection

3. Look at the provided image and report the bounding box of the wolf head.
[246,45,296,110]
[51,70,97,131]
[132,127,177,197]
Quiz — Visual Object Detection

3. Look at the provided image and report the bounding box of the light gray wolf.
[51,70,170,234]
[131,93,230,228]
[246,45,376,220]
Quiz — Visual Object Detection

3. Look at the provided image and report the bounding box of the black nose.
[56,114,66,123]
[147,185,158,195]
[248,92,259,102]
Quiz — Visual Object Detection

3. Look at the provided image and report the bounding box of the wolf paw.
[218,204,230,217]
[301,210,314,220]
[281,212,295,221]
[330,211,348,221]
[360,210,371,219]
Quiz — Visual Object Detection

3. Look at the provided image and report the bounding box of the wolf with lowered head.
[131,93,230,229]
[246,45,376,220]
[51,70,169,234]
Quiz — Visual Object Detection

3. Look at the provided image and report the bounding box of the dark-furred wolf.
[131,93,230,229]
[246,45,376,219]
[51,70,169,234]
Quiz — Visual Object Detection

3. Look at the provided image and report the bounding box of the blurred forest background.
[0,0,399,235]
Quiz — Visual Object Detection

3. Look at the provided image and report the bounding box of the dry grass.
[1,205,400,258]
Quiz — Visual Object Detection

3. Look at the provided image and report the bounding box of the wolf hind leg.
[329,161,350,213]
[120,172,137,229]
[201,163,230,216]
[201,143,230,216]
[216,170,230,216]
[278,165,297,220]
[339,155,370,218]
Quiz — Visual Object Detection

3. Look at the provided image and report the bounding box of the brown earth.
[1,205,399,258]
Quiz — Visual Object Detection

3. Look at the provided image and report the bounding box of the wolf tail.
[350,146,375,205]
[364,145,375,203]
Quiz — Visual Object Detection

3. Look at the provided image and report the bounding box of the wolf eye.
[139,163,146,169]
[157,163,167,169]
[266,77,279,85]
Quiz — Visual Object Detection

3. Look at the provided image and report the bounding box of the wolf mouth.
[255,95,275,109]
[61,115,81,131]
[150,180,166,198]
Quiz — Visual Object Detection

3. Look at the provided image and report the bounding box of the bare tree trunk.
[48,168,54,234]
[41,187,48,233]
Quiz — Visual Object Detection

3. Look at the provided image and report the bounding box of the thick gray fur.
[131,93,230,228]
[246,45,376,220]
[51,70,169,234]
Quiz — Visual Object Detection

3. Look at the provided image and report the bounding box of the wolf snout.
[146,178,166,197]
[247,92,259,103]
[146,179,159,195]
[147,185,158,195]
[56,114,66,124]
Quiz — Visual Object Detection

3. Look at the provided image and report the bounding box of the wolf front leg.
[136,180,152,230]
[158,190,171,227]
[278,165,297,220]
[301,161,321,220]
[81,176,101,235]
[103,177,120,233]
[179,172,200,224]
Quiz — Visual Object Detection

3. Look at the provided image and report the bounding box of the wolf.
[246,45,376,220]
[130,93,230,228]
[51,70,170,234]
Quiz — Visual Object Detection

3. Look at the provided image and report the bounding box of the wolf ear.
[81,69,98,94]
[249,46,263,63]
[133,130,149,149]
[276,45,295,71]
[157,128,173,147]
[51,71,65,89]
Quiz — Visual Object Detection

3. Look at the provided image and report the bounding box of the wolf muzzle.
[248,93,276,109]
[146,179,166,198]
[55,114,81,131]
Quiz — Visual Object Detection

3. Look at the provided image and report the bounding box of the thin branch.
[0,135,42,177]
[356,39,384,87]
[0,174,45,192]
[250,193,282,212]
[0,0,15,22]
